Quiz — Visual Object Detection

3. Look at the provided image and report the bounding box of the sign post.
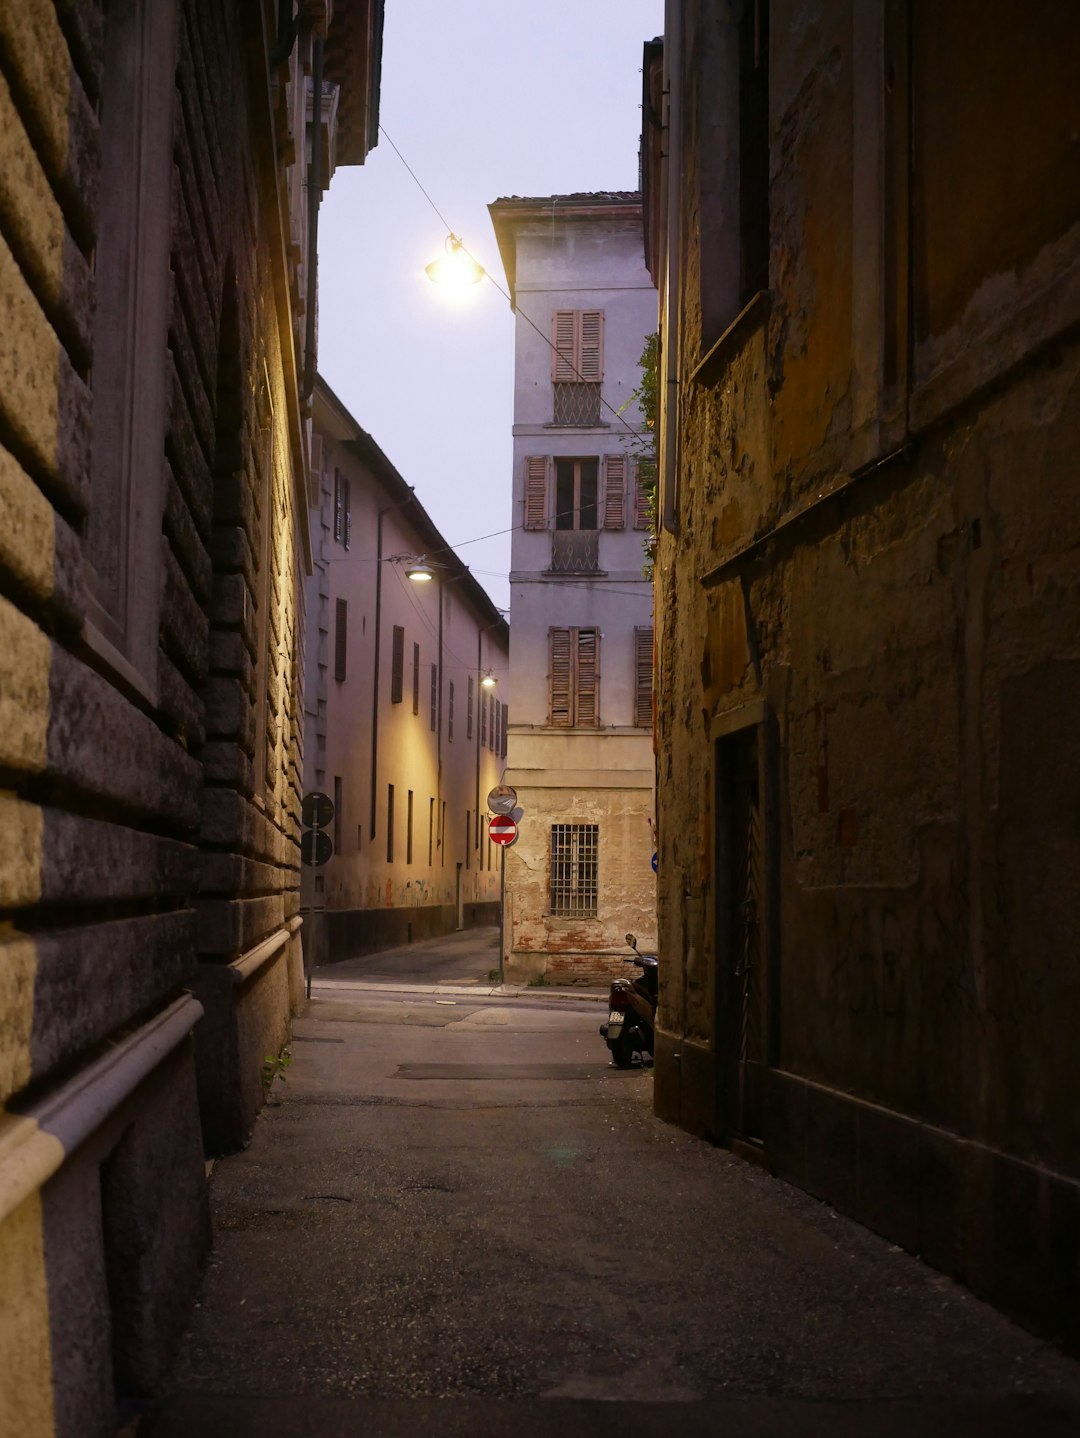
[300,790,335,1000]
[487,807,519,985]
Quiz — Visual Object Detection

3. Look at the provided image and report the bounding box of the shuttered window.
[523,456,548,530]
[430,664,438,731]
[390,625,404,703]
[602,454,626,530]
[448,681,455,741]
[412,642,420,714]
[551,309,604,383]
[480,689,488,746]
[334,598,347,681]
[549,627,600,727]
[633,460,654,530]
[634,627,654,728]
[501,702,509,758]
[467,675,474,738]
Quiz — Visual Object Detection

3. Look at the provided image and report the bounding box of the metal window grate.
[553,382,601,426]
[550,824,599,917]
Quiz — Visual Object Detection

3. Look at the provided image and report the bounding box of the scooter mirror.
[625,933,637,948]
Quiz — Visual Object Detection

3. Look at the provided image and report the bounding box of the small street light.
[425,234,485,289]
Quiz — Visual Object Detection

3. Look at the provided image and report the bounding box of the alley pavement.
[144,928,1080,1437]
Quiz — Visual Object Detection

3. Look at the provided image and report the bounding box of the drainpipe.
[302,34,324,403]
[370,508,386,841]
[661,0,683,534]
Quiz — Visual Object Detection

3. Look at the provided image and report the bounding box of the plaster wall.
[305,389,509,961]
[650,0,1080,1345]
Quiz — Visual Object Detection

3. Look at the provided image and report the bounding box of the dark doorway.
[716,726,765,1144]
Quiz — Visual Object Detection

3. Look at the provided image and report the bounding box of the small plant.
[487,968,501,983]
[262,1045,292,1094]
[527,972,550,988]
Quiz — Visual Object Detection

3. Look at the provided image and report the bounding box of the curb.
[309,978,608,1004]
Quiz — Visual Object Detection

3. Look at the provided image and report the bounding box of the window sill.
[690,290,771,388]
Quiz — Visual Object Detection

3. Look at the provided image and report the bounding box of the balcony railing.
[550,530,599,574]
[552,382,601,427]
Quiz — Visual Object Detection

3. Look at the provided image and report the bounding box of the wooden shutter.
[576,628,599,726]
[467,675,474,738]
[343,476,351,550]
[333,469,344,543]
[448,681,455,740]
[549,628,572,726]
[634,627,654,728]
[633,460,654,529]
[523,456,548,530]
[412,642,420,714]
[552,310,576,381]
[500,702,508,757]
[602,454,626,530]
[334,598,347,681]
[579,310,603,382]
[480,690,488,746]
[430,664,437,731]
[390,625,404,702]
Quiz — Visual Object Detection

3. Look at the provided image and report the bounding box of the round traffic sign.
[489,815,518,846]
[487,785,518,816]
[302,790,335,829]
[301,829,334,866]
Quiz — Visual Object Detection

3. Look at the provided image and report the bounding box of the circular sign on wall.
[301,829,334,867]
[489,815,519,847]
[301,791,335,829]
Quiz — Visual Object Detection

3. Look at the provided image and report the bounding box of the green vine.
[621,331,659,577]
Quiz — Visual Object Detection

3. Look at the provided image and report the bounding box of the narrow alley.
[144,932,1080,1437]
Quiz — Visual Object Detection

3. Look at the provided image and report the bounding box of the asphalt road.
[144,929,1080,1437]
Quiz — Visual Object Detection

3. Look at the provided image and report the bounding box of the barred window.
[550,824,599,918]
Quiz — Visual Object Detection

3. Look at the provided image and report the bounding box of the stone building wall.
[0,2,379,1432]
[647,0,1080,1346]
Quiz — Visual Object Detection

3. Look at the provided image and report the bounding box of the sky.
[317,0,664,613]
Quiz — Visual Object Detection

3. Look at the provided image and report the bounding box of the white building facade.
[489,193,658,982]
[303,378,510,962]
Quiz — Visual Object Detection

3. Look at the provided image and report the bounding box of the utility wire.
[378,125,651,445]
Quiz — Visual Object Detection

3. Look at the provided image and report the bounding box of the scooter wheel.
[609,1029,636,1069]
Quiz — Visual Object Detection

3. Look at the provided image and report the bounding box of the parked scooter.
[599,933,658,1068]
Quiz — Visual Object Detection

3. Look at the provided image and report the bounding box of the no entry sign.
[489,815,518,847]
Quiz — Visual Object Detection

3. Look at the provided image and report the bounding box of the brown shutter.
[633,460,653,529]
[634,627,654,728]
[412,642,420,714]
[467,675,474,737]
[390,625,404,702]
[602,454,626,530]
[523,456,548,529]
[549,628,572,726]
[575,628,599,726]
[500,702,508,758]
[334,598,347,681]
[552,310,576,382]
[579,309,603,382]
[308,433,323,506]
[333,469,344,542]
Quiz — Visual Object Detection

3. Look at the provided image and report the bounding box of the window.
[430,664,438,731]
[391,625,404,702]
[448,681,455,741]
[334,776,343,855]
[428,797,435,865]
[440,801,446,865]
[480,690,488,747]
[550,824,599,918]
[387,784,395,863]
[550,627,599,727]
[465,811,471,869]
[334,598,347,681]
[333,468,351,548]
[412,642,420,714]
[633,460,654,530]
[491,699,499,755]
[407,790,414,864]
[555,459,598,530]
[552,309,603,425]
[635,627,654,728]
[501,703,508,759]
[467,675,474,738]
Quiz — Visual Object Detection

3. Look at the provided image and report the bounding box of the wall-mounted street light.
[404,558,435,582]
[481,671,498,688]
[425,234,485,290]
